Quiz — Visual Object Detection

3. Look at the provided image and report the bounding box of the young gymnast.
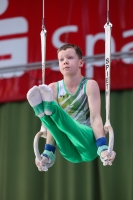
[27,44,116,171]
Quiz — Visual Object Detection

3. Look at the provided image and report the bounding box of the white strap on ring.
[104,21,114,156]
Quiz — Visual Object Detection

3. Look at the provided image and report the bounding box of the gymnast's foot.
[27,86,44,117]
[39,84,54,115]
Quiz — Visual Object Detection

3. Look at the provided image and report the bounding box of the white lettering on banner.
[0,17,28,36]
[0,38,28,78]
[52,25,78,48]
[85,33,115,78]
[121,30,133,64]
[52,26,133,79]
[0,0,8,15]
[0,17,28,78]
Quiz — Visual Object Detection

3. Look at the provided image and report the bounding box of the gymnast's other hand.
[100,150,116,166]
[35,156,49,172]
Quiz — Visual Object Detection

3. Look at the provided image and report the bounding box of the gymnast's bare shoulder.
[48,82,57,101]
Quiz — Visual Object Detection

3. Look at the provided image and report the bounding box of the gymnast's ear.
[79,59,84,68]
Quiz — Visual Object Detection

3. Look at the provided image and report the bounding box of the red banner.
[0,0,133,102]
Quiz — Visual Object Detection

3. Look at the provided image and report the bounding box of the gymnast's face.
[58,48,84,76]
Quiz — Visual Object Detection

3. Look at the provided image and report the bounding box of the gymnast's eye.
[59,58,64,62]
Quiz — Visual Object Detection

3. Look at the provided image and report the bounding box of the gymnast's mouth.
[63,67,70,70]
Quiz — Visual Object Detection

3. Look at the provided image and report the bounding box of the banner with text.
[0,0,133,102]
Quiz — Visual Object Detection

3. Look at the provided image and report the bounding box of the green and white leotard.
[57,77,91,126]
